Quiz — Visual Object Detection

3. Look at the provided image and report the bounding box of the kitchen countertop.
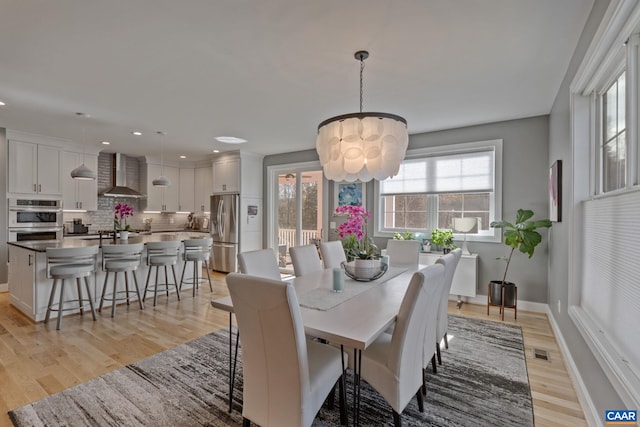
[8,232,211,253]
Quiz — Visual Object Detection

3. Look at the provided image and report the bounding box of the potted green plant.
[431,228,455,253]
[489,209,552,306]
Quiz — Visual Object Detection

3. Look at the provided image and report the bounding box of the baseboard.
[546,306,599,427]
[448,294,548,313]
[0,283,7,292]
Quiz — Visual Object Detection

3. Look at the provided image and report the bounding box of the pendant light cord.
[359,56,365,113]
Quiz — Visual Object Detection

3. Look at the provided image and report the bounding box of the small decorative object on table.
[342,260,387,281]
[114,203,134,240]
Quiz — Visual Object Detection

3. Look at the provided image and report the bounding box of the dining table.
[210,263,427,426]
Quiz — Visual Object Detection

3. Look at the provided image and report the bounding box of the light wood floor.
[0,272,586,427]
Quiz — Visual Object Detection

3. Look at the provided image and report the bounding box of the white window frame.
[373,139,503,243]
[266,160,328,250]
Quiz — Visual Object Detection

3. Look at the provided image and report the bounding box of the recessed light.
[0,100,6,106]
[132,131,142,136]
[179,155,186,159]
[213,149,220,153]
[215,136,247,144]
[101,141,111,145]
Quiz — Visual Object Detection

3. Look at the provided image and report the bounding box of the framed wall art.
[334,182,365,207]
[549,160,562,222]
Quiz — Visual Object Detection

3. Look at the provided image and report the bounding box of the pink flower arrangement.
[336,205,380,260]
[336,205,369,241]
[114,203,134,231]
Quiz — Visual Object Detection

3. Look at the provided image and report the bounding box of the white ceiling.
[0,1,593,162]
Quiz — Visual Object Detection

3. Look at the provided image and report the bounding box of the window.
[601,71,626,192]
[375,140,502,242]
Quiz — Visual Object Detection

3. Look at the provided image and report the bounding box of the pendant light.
[316,51,408,182]
[153,131,171,187]
[71,113,97,180]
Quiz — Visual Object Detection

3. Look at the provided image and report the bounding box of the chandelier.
[316,51,408,182]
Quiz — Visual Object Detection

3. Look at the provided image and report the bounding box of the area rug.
[9,315,534,426]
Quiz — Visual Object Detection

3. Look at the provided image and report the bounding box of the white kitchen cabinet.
[178,168,195,212]
[142,163,182,212]
[8,140,61,196]
[8,245,75,322]
[61,151,98,211]
[212,155,240,193]
[419,252,478,305]
[194,165,213,212]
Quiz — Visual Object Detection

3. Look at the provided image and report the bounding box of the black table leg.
[352,348,362,426]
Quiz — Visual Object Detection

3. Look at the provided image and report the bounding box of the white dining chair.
[354,263,445,426]
[237,249,281,280]
[386,239,420,268]
[319,241,347,269]
[226,273,348,427]
[290,244,323,277]
[434,248,462,367]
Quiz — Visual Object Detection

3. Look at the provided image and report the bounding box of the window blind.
[580,190,640,404]
[380,149,494,195]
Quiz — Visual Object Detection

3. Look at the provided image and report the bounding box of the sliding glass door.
[268,162,325,271]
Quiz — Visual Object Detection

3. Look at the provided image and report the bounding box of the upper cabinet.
[194,165,213,212]
[143,163,179,212]
[61,151,98,211]
[212,155,240,193]
[8,140,61,196]
[178,168,195,212]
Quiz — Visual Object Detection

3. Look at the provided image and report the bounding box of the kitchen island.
[8,232,212,322]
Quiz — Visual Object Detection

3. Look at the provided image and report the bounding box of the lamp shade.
[316,113,408,182]
[152,175,171,187]
[70,163,97,180]
[453,217,478,255]
[453,217,478,233]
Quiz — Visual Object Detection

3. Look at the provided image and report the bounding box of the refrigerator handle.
[218,199,224,237]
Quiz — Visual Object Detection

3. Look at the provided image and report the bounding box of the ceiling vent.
[101,153,146,198]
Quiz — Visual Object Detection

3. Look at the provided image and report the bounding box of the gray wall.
[264,115,551,303]
[0,127,7,284]
[547,0,623,414]
[400,115,550,303]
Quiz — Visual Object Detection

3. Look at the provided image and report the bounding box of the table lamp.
[453,217,478,255]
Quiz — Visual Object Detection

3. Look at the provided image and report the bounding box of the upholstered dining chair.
[354,263,445,426]
[319,241,347,269]
[386,239,420,268]
[434,248,462,367]
[237,249,281,280]
[290,244,323,277]
[226,273,348,427]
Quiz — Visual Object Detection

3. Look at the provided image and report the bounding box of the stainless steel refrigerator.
[210,193,239,272]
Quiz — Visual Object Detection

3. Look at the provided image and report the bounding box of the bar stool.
[179,237,213,297]
[143,240,182,306]
[45,246,99,330]
[99,243,145,317]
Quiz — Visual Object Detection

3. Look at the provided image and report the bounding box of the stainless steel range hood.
[101,153,146,198]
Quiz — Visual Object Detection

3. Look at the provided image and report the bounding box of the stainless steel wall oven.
[8,198,63,241]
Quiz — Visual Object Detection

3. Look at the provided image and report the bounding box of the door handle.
[28,254,32,266]
[38,184,41,192]
[33,184,37,192]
